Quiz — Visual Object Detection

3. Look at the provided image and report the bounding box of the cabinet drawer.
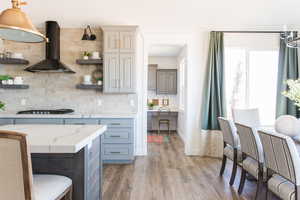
[0,118,14,125]
[101,119,133,128]
[103,128,132,143]
[102,144,133,160]
[64,119,100,125]
[15,118,64,124]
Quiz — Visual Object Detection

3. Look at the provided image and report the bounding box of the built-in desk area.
[147,109,178,132]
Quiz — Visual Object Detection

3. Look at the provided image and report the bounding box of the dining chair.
[232,108,261,127]
[0,130,73,200]
[218,117,242,185]
[259,130,300,200]
[235,123,265,199]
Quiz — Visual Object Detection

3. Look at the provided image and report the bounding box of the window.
[224,34,279,125]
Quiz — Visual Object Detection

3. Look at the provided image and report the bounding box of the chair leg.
[296,185,300,200]
[229,149,238,186]
[255,164,264,200]
[238,168,247,194]
[219,155,227,176]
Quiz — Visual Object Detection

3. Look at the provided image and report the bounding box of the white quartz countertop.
[0,113,137,118]
[0,125,107,153]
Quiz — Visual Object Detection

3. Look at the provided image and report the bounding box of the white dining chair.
[218,117,242,185]
[235,122,265,200]
[232,108,261,128]
[259,130,300,200]
[0,130,72,200]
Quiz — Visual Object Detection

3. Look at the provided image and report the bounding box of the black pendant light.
[81,25,96,41]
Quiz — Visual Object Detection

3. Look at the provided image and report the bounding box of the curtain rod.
[216,31,286,34]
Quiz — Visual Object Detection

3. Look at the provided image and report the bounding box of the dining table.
[0,124,107,200]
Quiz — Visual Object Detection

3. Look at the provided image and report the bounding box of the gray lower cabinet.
[15,118,64,124]
[156,69,177,94]
[64,118,100,125]
[0,117,135,164]
[0,118,14,125]
[100,118,134,164]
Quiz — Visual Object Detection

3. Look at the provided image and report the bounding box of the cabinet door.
[148,64,157,90]
[119,53,135,93]
[104,31,120,53]
[104,53,120,93]
[120,32,135,53]
[166,70,177,94]
[156,69,177,94]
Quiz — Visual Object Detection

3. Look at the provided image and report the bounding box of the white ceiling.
[148,45,183,56]
[1,0,300,30]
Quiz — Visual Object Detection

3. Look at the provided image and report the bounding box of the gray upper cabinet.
[104,53,120,93]
[156,69,177,94]
[102,26,137,94]
[148,64,157,90]
[119,53,135,93]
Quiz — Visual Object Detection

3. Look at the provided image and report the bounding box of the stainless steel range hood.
[25,21,75,73]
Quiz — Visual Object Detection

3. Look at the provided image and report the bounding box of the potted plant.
[0,101,5,111]
[96,77,103,86]
[83,51,91,60]
[148,102,155,110]
[0,75,13,85]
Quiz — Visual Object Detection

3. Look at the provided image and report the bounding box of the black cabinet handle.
[110,135,121,138]
[110,152,121,154]
[110,123,121,125]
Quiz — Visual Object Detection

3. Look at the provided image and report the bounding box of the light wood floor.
[103,134,269,200]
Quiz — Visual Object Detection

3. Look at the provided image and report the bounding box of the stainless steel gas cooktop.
[17,109,74,115]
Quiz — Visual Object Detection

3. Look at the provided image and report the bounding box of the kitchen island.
[0,125,107,200]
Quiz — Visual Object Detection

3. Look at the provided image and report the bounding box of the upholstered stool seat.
[268,174,295,200]
[33,175,72,200]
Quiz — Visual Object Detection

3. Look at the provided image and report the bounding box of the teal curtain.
[201,31,226,130]
[276,33,300,117]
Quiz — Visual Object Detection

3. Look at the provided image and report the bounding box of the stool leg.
[158,121,160,135]
[168,122,170,136]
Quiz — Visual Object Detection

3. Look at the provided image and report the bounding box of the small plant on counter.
[148,102,155,110]
[0,75,12,81]
[0,101,5,111]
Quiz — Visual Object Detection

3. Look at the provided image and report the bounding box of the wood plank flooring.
[103,134,268,200]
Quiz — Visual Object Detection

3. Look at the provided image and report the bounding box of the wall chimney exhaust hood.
[25,21,75,73]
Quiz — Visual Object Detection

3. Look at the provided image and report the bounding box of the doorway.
[145,43,187,152]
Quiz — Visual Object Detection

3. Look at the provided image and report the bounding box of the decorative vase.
[275,115,300,137]
[83,56,89,60]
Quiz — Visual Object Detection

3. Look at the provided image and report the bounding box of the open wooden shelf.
[76,84,103,91]
[0,84,29,89]
[76,59,103,65]
[0,58,29,65]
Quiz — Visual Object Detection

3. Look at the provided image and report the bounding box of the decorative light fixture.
[280,25,300,48]
[0,0,47,43]
[81,25,96,41]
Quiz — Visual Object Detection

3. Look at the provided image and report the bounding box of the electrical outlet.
[21,99,26,106]
[97,100,102,106]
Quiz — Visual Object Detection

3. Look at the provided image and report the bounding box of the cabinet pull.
[110,151,121,154]
[110,123,121,125]
[110,135,121,138]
